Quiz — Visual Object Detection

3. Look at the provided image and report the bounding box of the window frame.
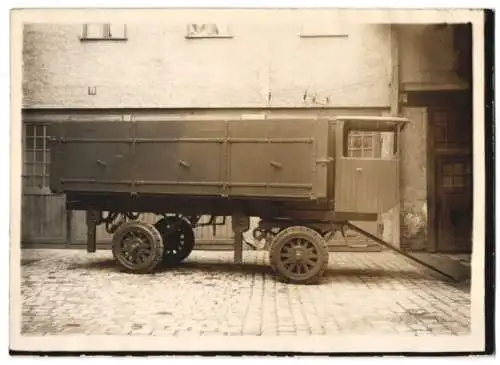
[22,123,52,195]
[80,23,128,41]
[341,124,400,160]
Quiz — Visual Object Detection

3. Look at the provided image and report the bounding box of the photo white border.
[6,3,490,356]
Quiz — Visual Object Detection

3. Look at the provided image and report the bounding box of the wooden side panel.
[52,118,329,200]
[50,121,134,193]
[193,217,234,246]
[228,118,329,199]
[21,194,67,243]
[134,120,225,196]
[227,119,326,198]
[334,158,398,214]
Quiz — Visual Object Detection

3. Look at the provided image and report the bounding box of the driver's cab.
[333,115,409,215]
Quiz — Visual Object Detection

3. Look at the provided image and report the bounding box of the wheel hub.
[112,221,165,273]
[269,226,329,284]
[292,246,307,261]
[124,238,144,254]
[274,233,326,281]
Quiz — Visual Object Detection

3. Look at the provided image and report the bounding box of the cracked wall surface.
[22,11,392,109]
[400,107,428,251]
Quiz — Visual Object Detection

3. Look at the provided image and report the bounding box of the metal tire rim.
[275,236,323,281]
[113,223,161,271]
[155,217,194,262]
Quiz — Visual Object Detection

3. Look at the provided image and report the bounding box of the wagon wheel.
[269,226,329,284]
[154,216,195,266]
[112,221,165,274]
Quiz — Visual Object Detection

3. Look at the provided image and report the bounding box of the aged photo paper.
[9,7,488,354]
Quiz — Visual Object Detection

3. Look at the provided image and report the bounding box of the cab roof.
[335,115,410,131]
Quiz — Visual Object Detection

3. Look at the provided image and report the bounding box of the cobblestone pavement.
[20,249,470,337]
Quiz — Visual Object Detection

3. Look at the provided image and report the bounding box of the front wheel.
[269,225,329,284]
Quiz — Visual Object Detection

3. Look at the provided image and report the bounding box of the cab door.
[334,116,408,215]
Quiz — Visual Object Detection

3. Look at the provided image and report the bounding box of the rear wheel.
[112,221,165,274]
[154,216,195,266]
[269,225,329,284]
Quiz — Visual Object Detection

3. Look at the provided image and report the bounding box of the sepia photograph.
[8,5,492,355]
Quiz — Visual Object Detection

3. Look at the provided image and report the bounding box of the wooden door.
[331,125,383,250]
[334,122,400,215]
[430,108,473,253]
[21,123,68,245]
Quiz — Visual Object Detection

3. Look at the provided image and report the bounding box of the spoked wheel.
[154,216,195,266]
[269,226,329,284]
[112,221,165,274]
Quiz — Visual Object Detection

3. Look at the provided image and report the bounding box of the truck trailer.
[48,114,451,284]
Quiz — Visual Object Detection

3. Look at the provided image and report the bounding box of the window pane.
[26,137,35,150]
[84,23,105,38]
[33,164,44,176]
[26,176,36,187]
[453,163,464,174]
[363,135,373,148]
[37,137,48,150]
[33,176,44,188]
[435,126,446,143]
[434,111,447,125]
[24,151,35,163]
[109,23,126,38]
[25,124,35,137]
[443,163,453,175]
[362,149,374,158]
[350,149,361,158]
[23,163,31,176]
[442,176,453,187]
[36,125,45,137]
[35,150,45,163]
[454,176,465,187]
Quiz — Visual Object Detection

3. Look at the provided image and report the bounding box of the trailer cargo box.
[48,115,415,284]
[49,118,330,202]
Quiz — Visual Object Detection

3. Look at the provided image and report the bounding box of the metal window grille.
[23,123,51,194]
[347,131,379,158]
[434,110,471,149]
[441,160,472,188]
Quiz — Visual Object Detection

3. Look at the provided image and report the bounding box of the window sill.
[299,33,348,38]
[22,187,56,196]
[80,37,128,42]
[185,35,234,39]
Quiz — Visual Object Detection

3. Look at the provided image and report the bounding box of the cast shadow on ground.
[21,258,41,266]
[65,257,468,290]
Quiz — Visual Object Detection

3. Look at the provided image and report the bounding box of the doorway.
[429,106,473,253]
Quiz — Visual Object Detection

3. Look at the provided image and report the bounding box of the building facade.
[20,10,473,253]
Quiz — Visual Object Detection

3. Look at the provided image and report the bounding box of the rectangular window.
[299,22,349,38]
[185,23,233,39]
[81,23,127,41]
[441,160,472,189]
[23,124,51,194]
[346,131,382,158]
[432,109,472,149]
